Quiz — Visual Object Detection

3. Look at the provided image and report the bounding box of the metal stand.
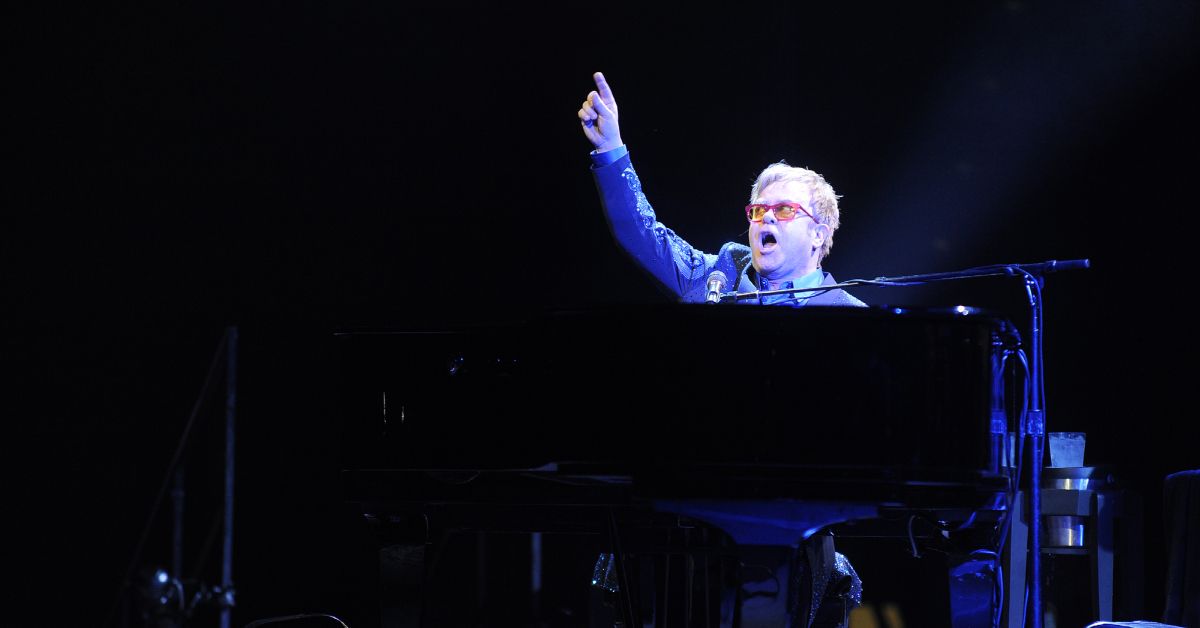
[220,327,238,628]
[107,326,238,628]
[1023,275,1046,628]
[1003,482,1144,626]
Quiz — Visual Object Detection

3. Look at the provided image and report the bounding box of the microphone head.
[705,271,729,304]
[706,270,728,290]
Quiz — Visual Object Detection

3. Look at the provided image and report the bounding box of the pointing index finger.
[593,72,616,108]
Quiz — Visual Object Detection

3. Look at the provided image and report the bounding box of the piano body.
[338,306,1018,627]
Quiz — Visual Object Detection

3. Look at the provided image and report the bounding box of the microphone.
[1007,259,1091,275]
[706,270,728,304]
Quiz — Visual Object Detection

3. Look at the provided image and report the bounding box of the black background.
[11,2,1199,626]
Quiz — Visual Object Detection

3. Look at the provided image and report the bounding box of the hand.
[578,72,623,152]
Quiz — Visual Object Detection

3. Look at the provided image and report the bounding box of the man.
[578,71,865,307]
[576,72,865,628]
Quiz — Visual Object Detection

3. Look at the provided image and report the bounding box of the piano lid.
[336,305,1015,473]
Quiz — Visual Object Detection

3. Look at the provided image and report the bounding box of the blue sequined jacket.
[592,152,866,307]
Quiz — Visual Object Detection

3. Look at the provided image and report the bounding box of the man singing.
[579,71,865,307]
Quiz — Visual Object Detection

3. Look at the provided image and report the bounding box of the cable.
[948,510,979,533]
[1022,580,1029,628]
[906,515,921,558]
[995,348,1031,557]
[244,613,350,627]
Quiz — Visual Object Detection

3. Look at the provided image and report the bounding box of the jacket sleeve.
[591,152,717,299]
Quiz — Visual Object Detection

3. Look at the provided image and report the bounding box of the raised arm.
[580,73,719,301]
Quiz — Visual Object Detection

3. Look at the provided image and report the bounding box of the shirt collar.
[757,267,826,306]
[757,267,824,290]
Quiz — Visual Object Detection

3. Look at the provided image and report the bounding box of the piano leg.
[1003,494,1028,628]
[379,543,426,628]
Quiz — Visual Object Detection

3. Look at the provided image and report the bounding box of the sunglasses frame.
[745,202,818,223]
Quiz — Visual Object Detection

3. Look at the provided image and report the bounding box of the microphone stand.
[715,258,1088,628]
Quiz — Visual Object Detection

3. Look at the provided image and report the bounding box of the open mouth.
[759,232,778,251]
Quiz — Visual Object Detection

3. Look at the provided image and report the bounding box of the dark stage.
[11,3,1200,627]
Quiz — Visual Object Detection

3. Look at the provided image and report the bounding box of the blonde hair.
[749,162,841,260]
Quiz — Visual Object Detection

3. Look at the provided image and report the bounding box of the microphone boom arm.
[716,259,1090,302]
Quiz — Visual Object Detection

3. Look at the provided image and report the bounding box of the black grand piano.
[338,306,1020,627]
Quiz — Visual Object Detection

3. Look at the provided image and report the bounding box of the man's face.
[748,180,826,282]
